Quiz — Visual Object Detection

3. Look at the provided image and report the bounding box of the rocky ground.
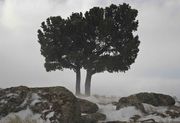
[81,94,180,123]
[0,86,180,123]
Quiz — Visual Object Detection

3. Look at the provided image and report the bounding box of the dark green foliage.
[83,3,140,74]
[38,13,85,72]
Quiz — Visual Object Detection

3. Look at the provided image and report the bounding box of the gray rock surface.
[80,116,97,123]
[78,98,99,114]
[135,92,175,106]
[0,86,80,123]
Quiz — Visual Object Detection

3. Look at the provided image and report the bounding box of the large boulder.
[134,92,175,106]
[116,92,175,113]
[0,86,81,123]
[78,98,98,114]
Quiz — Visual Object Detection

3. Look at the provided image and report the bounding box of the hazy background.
[0,0,180,98]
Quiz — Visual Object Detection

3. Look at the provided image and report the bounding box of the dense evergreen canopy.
[37,3,140,96]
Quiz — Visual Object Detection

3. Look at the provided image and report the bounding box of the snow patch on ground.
[175,101,180,107]
[98,104,116,113]
[103,106,142,121]
[30,93,42,106]
[80,95,120,105]
[6,93,18,97]
[46,111,55,119]
[0,108,50,123]
[81,95,143,122]
[0,99,7,104]
[143,103,167,113]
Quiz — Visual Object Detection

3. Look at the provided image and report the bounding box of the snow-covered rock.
[0,86,81,123]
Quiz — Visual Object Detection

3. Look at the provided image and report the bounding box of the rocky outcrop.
[134,92,175,106]
[1,87,179,123]
[0,86,80,123]
[116,92,175,113]
[78,98,98,114]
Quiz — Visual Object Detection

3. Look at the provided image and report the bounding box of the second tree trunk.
[85,70,92,96]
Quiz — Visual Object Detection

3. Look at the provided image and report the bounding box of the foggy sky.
[0,0,180,98]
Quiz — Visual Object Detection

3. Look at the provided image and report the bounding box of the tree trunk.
[85,70,92,96]
[75,68,81,96]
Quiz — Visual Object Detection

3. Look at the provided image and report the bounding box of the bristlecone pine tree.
[37,3,140,96]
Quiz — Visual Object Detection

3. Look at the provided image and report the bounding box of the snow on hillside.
[1,94,180,123]
[81,95,180,123]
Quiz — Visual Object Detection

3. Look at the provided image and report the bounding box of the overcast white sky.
[0,0,180,98]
